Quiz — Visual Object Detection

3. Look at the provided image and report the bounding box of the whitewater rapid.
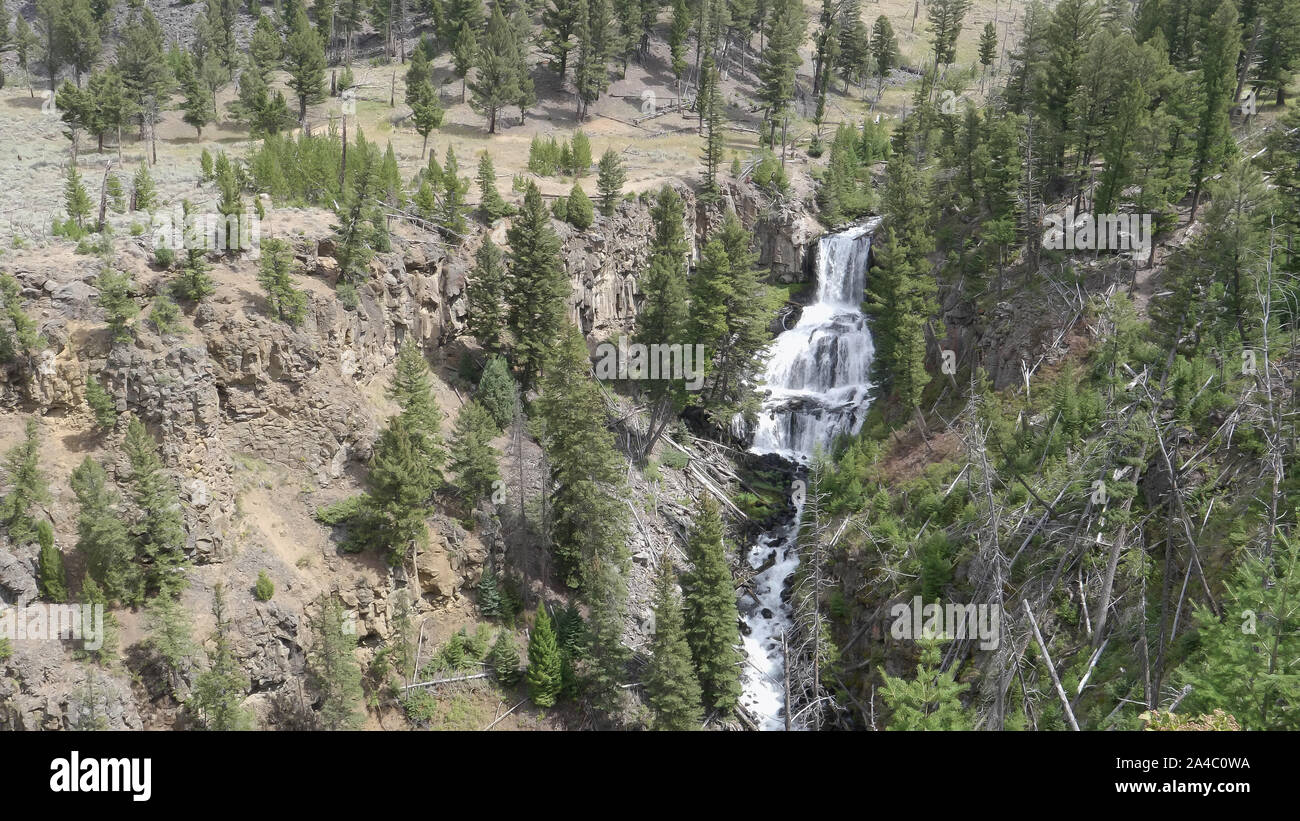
[738,219,880,730]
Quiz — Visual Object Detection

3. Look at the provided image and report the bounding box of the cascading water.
[738,219,880,730]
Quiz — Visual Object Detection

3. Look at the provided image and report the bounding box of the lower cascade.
[739,219,880,730]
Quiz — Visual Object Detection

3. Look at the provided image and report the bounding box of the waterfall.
[749,220,880,461]
[738,219,880,730]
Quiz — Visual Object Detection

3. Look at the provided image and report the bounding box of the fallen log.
[402,672,488,690]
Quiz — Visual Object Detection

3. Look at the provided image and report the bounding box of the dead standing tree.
[785,461,842,730]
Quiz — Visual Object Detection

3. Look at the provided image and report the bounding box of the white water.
[738,220,880,730]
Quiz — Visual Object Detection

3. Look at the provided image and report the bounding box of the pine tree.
[77,577,119,667]
[85,375,117,430]
[566,182,594,229]
[699,52,725,201]
[87,69,133,157]
[596,148,624,215]
[145,592,198,695]
[123,415,187,597]
[105,174,125,213]
[685,212,770,421]
[583,556,630,714]
[526,606,563,706]
[414,179,437,221]
[388,338,445,452]
[535,326,629,589]
[331,147,385,296]
[365,419,438,564]
[865,153,937,409]
[190,583,255,730]
[448,400,501,506]
[489,629,521,684]
[632,186,690,458]
[574,0,612,121]
[553,601,587,698]
[1190,0,1242,218]
[476,355,519,429]
[570,130,592,176]
[406,47,444,158]
[257,238,309,326]
[645,560,704,730]
[214,152,245,255]
[37,521,67,602]
[544,0,581,79]
[14,15,38,98]
[176,52,214,139]
[477,563,504,619]
[834,0,870,93]
[440,0,484,42]
[467,237,508,352]
[284,6,327,124]
[681,495,742,714]
[249,14,282,79]
[668,0,689,81]
[64,164,91,228]
[926,0,970,68]
[1,419,50,547]
[438,145,469,241]
[452,21,478,102]
[307,594,365,729]
[880,640,970,729]
[468,5,521,133]
[96,267,137,342]
[870,14,897,102]
[475,151,511,220]
[757,0,805,148]
[132,164,158,213]
[34,0,63,92]
[173,247,215,302]
[0,274,40,353]
[978,20,997,87]
[55,79,92,162]
[71,456,139,604]
[1177,523,1300,730]
[1253,0,1300,106]
[505,182,567,386]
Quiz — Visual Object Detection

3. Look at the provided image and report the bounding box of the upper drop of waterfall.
[750,219,881,462]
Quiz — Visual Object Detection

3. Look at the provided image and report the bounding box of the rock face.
[415,516,489,606]
[723,179,824,284]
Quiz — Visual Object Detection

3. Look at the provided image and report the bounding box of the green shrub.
[661,449,689,470]
[336,281,360,311]
[255,570,275,601]
[566,184,593,229]
[316,494,368,526]
[85,375,118,430]
[150,294,182,335]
